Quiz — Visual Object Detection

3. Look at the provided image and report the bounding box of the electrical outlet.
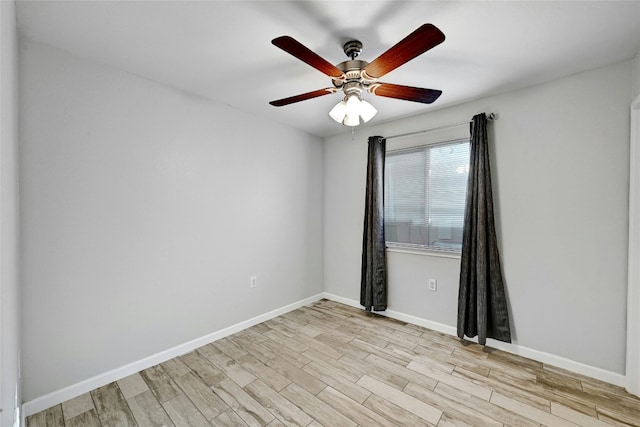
[428,278,437,291]
[250,276,257,288]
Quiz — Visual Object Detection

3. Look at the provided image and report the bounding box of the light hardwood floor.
[27,299,640,426]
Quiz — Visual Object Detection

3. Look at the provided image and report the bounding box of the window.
[384,138,470,252]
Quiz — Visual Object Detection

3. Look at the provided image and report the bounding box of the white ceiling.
[15,1,640,138]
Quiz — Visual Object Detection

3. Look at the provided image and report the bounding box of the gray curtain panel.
[457,113,511,345]
[361,136,387,312]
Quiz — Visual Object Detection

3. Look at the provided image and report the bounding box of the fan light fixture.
[329,93,377,126]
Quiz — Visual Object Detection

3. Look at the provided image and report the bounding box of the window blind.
[384,138,470,252]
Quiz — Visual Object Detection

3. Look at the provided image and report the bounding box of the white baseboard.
[22,293,325,417]
[322,292,626,388]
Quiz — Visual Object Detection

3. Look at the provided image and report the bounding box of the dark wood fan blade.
[363,24,445,79]
[368,83,442,104]
[269,88,337,107]
[272,36,345,79]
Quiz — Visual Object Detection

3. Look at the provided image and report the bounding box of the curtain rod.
[385,113,496,140]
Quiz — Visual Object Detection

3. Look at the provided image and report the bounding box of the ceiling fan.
[269,24,445,127]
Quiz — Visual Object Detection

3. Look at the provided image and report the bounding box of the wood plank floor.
[27,299,640,426]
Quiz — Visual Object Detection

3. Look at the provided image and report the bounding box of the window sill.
[385,245,461,259]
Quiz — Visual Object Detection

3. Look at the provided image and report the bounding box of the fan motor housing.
[332,60,371,88]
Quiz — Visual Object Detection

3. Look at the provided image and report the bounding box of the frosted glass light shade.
[343,111,361,126]
[328,94,378,127]
[345,94,360,117]
[329,100,347,122]
[359,99,377,123]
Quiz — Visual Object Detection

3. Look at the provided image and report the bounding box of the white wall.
[1,1,21,425]
[324,60,631,375]
[20,40,324,401]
